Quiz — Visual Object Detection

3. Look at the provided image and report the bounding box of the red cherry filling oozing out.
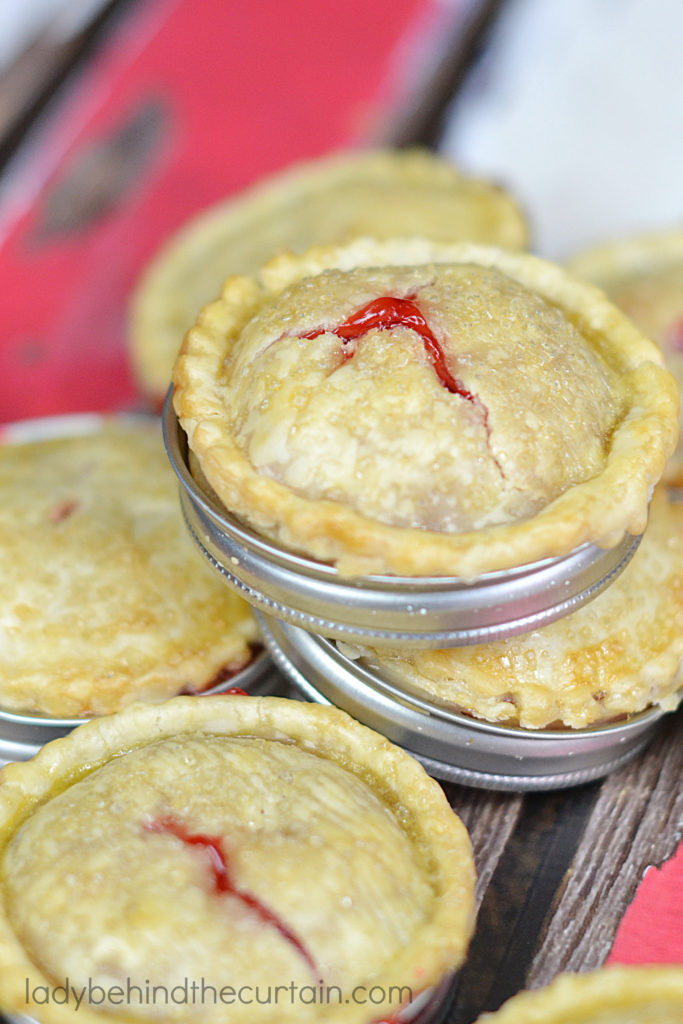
[178,644,263,696]
[48,498,79,523]
[300,295,478,405]
[667,316,683,351]
[178,679,250,697]
[145,816,320,980]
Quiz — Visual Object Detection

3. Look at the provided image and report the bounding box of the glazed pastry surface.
[0,696,476,1024]
[0,421,258,715]
[225,262,622,534]
[358,489,683,728]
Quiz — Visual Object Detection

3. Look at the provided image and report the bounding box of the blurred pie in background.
[568,228,683,486]
[0,418,259,717]
[129,147,529,403]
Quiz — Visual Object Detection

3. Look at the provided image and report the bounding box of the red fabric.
[0,0,435,422]
[607,841,683,966]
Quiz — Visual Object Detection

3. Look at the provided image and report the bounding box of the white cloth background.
[441,0,683,260]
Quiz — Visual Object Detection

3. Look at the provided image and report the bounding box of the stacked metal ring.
[164,392,670,791]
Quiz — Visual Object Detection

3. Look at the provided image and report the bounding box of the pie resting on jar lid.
[568,227,683,487]
[352,488,683,729]
[0,419,258,716]
[0,695,476,1024]
[173,238,678,579]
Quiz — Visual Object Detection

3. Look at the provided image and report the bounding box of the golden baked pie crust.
[356,488,683,729]
[0,696,475,1024]
[0,420,258,716]
[173,238,678,579]
[568,228,683,488]
[474,966,683,1023]
[568,229,683,290]
[130,147,529,401]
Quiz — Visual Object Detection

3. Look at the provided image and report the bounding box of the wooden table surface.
[0,2,680,1022]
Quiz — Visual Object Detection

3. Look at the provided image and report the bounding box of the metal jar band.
[164,392,641,649]
[258,613,671,792]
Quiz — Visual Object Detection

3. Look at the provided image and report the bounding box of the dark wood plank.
[445,784,523,909]
[527,710,683,986]
[0,35,80,141]
[385,0,507,149]
[0,0,135,170]
[447,782,600,1022]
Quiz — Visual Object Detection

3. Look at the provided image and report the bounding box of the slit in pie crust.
[0,695,476,1024]
[173,238,678,578]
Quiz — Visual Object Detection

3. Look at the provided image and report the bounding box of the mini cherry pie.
[569,228,683,487]
[354,488,683,729]
[473,965,683,1023]
[0,696,475,1024]
[173,238,678,578]
[0,420,258,716]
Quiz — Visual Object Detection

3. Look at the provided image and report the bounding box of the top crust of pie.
[0,696,475,1024]
[173,238,678,579]
[473,966,683,1023]
[568,229,683,487]
[130,148,529,400]
[0,419,258,716]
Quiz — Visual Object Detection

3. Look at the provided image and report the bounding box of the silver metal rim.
[164,391,642,647]
[0,648,271,726]
[0,650,274,766]
[258,613,670,792]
